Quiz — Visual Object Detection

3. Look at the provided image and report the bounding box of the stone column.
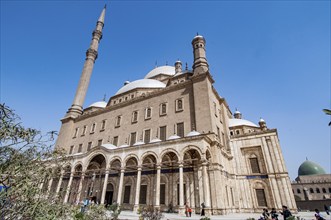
[155,165,161,208]
[202,161,211,215]
[117,168,125,205]
[100,170,109,205]
[179,163,185,215]
[76,172,85,202]
[55,172,64,196]
[189,173,195,212]
[134,167,142,211]
[47,178,53,196]
[64,173,74,203]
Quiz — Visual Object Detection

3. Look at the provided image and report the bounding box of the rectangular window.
[250,158,261,173]
[214,102,217,117]
[160,103,167,116]
[78,144,82,153]
[101,120,106,131]
[222,132,225,145]
[145,107,152,120]
[160,184,166,205]
[97,139,103,146]
[144,129,151,144]
[87,142,92,151]
[139,185,147,204]
[81,126,87,136]
[216,126,220,138]
[219,110,223,123]
[123,185,131,204]
[130,132,136,146]
[132,111,138,123]
[175,98,183,112]
[177,122,184,137]
[115,116,121,127]
[255,189,267,207]
[91,123,96,133]
[113,136,118,146]
[160,126,167,141]
[69,145,74,154]
[73,128,79,138]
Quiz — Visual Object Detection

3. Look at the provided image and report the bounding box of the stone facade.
[48,6,297,216]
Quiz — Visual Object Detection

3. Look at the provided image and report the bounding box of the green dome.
[298,160,326,176]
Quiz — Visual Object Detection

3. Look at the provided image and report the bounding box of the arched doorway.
[105,183,114,206]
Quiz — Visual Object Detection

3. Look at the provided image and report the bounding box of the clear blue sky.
[1,1,330,180]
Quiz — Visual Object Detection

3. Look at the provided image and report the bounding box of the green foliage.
[286,216,296,220]
[139,205,164,220]
[200,217,211,220]
[107,203,121,220]
[323,108,331,126]
[246,218,255,220]
[0,103,73,219]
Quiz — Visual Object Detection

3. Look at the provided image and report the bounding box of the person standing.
[270,208,278,220]
[324,204,330,215]
[279,205,292,220]
[314,209,325,220]
[201,202,205,216]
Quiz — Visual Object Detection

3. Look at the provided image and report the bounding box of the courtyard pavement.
[116,210,331,220]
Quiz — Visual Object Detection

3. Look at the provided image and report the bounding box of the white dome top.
[144,66,176,79]
[115,79,166,95]
[168,135,181,140]
[229,119,258,128]
[133,141,145,146]
[102,143,117,150]
[88,101,107,108]
[186,131,201,137]
[150,138,161,143]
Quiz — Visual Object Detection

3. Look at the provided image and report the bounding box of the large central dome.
[144,66,175,79]
[115,79,166,95]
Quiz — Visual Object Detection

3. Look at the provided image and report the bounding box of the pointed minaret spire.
[66,6,106,117]
[98,5,106,24]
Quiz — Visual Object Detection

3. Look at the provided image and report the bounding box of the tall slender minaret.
[192,34,209,75]
[66,5,106,118]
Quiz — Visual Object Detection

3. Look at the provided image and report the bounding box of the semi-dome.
[88,101,107,108]
[298,160,326,176]
[115,79,166,95]
[144,66,176,79]
[229,118,258,127]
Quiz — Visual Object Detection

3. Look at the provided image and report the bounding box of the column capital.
[156,164,162,169]
[137,166,142,171]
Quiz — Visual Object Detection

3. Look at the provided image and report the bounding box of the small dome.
[115,79,166,95]
[133,141,145,146]
[186,131,201,137]
[102,143,117,150]
[119,144,129,148]
[259,118,265,123]
[229,119,259,128]
[144,66,176,79]
[168,135,181,140]
[298,160,326,176]
[88,101,107,108]
[150,138,161,143]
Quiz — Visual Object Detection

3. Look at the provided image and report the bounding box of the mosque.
[291,160,331,211]
[49,6,297,215]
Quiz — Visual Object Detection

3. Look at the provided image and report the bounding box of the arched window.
[145,107,152,119]
[175,98,183,112]
[322,188,326,193]
[309,188,314,193]
[316,188,320,193]
[297,189,301,194]
[160,103,167,115]
[132,111,138,123]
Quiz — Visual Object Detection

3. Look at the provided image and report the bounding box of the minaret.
[175,60,182,75]
[192,34,209,75]
[66,6,106,118]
